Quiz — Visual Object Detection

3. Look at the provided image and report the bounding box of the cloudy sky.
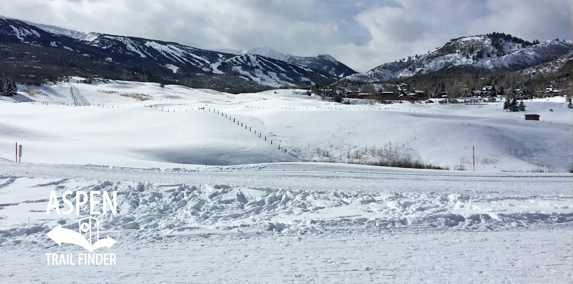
[2,0,572,72]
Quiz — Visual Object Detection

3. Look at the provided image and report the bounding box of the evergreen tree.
[518,101,526,111]
[510,98,519,112]
[10,79,17,96]
[503,99,511,111]
[2,78,17,96]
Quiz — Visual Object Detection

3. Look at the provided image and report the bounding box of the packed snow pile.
[1,168,571,248]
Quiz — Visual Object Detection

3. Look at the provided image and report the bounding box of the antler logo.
[46,217,116,252]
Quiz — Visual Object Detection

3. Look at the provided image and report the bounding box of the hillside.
[1,79,571,172]
[347,33,573,82]
[0,17,349,90]
[0,78,571,283]
[226,46,356,78]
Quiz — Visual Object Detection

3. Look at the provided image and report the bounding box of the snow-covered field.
[0,79,571,283]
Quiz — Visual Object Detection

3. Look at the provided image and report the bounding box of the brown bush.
[119,93,151,101]
[22,89,42,96]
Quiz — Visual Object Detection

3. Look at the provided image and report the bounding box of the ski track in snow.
[69,85,90,106]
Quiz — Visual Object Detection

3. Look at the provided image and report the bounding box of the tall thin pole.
[473,146,475,172]
[15,142,17,162]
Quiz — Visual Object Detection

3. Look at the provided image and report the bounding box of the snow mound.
[0,176,570,247]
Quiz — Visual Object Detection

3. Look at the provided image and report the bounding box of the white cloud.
[329,0,572,71]
[470,0,573,42]
[1,0,571,72]
[328,1,484,71]
[2,0,346,56]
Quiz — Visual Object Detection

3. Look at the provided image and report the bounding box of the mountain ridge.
[0,17,352,90]
[345,33,573,83]
[1,16,570,91]
[216,46,356,78]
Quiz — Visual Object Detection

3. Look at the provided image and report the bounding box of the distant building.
[524,114,540,121]
[544,87,559,96]
[406,90,425,100]
[376,91,398,101]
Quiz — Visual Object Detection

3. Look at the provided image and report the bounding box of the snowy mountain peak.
[23,21,90,41]
[222,46,356,79]
[84,32,101,42]
[318,54,338,64]
[244,46,287,61]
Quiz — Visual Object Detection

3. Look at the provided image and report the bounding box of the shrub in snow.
[334,94,343,103]
[503,99,511,110]
[504,98,525,112]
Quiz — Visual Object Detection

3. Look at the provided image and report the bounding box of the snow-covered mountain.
[20,20,90,41]
[0,16,86,51]
[221,46,356,79]
[0,17,347,89]
[346,33,573,82]
[285,54,356,78]
[211,53,328,88]
[81,33,233,72]
[242,46,288,61]
[522,52,573,75]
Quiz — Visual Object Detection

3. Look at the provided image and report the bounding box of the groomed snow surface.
[0,79,571,283]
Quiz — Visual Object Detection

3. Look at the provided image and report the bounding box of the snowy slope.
[285,54,356,78]
[347,34,573,82]
[212,53,327,88]
[21,21,90,41]
[83,33,234,73]
[225,46,357,78]
[522,52,573,75]
[0,80,571,283]
[0,17,77,50]
[1,79,571,172]
[0,17,349,88]
[243,46,288,61]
